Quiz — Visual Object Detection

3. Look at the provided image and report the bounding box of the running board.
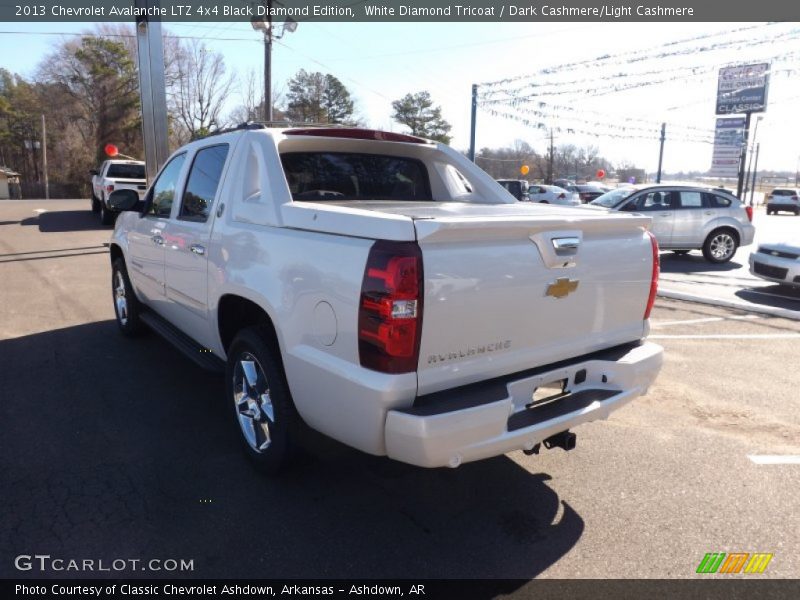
[140,311,225,373]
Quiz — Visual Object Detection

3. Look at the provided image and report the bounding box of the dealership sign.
[709,117,745,178]
[716,63,769,115]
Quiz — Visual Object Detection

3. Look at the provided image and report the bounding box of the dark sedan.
[565,185,606,203]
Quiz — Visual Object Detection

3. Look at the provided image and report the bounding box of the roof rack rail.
[194,122,266,140]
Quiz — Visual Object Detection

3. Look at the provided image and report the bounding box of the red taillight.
[558,193,566,199]
[792,195,799,201]
[745,205,753,222]
[359,240,423,374]
[644,231,659,320]
[106,184,115,193]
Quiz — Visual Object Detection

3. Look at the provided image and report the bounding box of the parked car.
[765,188,800,215]
[586,181,613,193]
[553,178,575,189]
[496,179,529,201]
[566,184,606,203]
[527,184,581,206]
[107,125,663,473]
[91,160,147,225]
[749,243,800,288]
[590,185,755,263]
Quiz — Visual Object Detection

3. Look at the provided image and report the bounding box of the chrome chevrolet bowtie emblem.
[546,277,579,299]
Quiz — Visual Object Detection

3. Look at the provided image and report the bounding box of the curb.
[658,289,800,321]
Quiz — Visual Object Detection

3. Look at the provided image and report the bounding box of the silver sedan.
[749,243,800,288]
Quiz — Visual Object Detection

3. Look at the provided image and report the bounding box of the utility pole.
[261,0,273,121]
[656,122,665,183]
[547,129,554,184]
[736,112,752,199]
[41,114,49,200]
[468,84,477,162]
[749,143,760,206]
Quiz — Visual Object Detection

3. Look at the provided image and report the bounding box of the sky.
[1,20,799,174]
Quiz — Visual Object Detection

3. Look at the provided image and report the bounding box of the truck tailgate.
[410,204,654,395]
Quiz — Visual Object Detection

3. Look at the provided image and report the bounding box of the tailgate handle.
[552,237,580,253]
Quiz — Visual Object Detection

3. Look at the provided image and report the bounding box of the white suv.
[766,188,800,216]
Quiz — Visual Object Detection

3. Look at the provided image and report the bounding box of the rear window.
[771,189,797,196]
[280,152,432,201]
[107,164,145,179]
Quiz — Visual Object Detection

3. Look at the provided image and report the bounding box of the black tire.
[111,258,145,336]
[226,327,299,474]
[766,209,772,215]
[702,229,738,264]
[91,194,101,213]
[672,250,691,256]
[100,199,115,226]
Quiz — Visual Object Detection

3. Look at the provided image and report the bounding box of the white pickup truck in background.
[107,125,663,473]
[90,159,147,225]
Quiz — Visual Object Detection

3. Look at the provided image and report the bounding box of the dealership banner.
[716,63,770,115]
[708,117,745,178]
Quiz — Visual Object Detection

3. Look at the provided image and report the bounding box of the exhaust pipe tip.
[544,430,577,451]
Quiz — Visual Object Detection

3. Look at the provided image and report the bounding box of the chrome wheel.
[232,353,274,453]
[709,233,735,260]
[114,271,128,326]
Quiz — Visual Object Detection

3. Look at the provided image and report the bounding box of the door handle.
[659,213,671,217]
[704,211,713,215]
[151,235,164,245]
[190,244,206,256]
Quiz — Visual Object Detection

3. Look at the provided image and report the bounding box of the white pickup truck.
[107,126,663,473]
[91,159,147,225]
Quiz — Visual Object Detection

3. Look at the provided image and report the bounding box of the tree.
[169,39,234,142]
[474,140,540,180]
[284,70,355,125]
[391,91,451,144]
[39,35,141,166]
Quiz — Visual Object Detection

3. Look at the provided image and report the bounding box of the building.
[0,167,21,199]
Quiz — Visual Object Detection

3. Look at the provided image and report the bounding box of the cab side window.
[148,153,187,218]
[179,144,230,223]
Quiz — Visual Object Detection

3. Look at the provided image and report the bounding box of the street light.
[251,1,297,123]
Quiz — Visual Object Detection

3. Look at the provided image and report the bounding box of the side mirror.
[107,189,142,212]
[89,169,99,176]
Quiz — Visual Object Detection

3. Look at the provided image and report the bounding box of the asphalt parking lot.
[1,200,799,582]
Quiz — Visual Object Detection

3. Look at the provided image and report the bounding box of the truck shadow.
[20,208,107,232]
[0,321,583,584]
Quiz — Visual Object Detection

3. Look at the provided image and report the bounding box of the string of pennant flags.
[478,22,795,89]
[479,53,799,106]
[483,107,718,145]
[484,105,716,142]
